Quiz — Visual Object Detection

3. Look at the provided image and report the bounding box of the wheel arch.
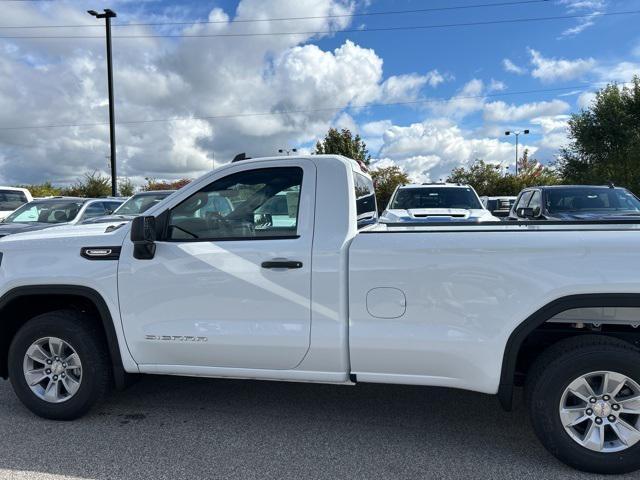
[0,285,130,389]
[498,293,640,411]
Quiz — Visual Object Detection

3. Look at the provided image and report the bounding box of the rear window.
[390,187,482,210]
[547,188,640,213]
[0,190,28,211]
[353,172,377,228]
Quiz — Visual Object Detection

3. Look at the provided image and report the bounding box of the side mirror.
[131,215,156,260]
[517,207,537,219]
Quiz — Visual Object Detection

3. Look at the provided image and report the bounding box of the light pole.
[278,148,297,156]
[88,8,117,196]
[504,129,529,176]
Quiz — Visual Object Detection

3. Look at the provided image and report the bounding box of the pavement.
[0,376,637,480]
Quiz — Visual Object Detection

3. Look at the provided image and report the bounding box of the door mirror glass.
[517,207,536,219]
[131,216,156,259]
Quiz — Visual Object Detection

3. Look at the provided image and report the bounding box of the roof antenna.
[608,181,616,189]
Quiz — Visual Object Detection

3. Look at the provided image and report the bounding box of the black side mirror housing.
[131,216,156,260]
[517,207,537,219]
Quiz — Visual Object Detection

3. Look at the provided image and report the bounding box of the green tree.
[141,178,192,191]
[370,165,411,211]
[118,178,136,197]
[62,171,112,197]
[315,128,371,164]
[14,182,62,197]
[448,153,560,197]
[556,77,640,192]
[448,160,506,196]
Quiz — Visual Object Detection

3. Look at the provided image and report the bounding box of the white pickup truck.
[1,155,640,474]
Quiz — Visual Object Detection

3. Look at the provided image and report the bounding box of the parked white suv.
[380,183,499,223]
[0,187,32,221]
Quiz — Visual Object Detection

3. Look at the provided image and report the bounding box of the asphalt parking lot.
[0,376,636,480]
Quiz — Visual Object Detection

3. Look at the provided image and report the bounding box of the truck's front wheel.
[8,310,111,420]
[526,335,640,474]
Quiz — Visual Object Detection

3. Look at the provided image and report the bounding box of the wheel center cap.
[51,362,64,376]
[594,400,611,418]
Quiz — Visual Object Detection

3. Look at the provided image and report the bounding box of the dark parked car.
[508,185,640,221]
[82,190,175,224]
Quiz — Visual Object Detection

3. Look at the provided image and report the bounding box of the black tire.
[8,310,111,420]
[526,335,640,474]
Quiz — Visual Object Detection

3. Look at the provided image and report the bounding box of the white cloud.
[577,91,597,109]
[362,120,393,137]
[529,48,596,83]
[483,99,570,123]
[558,0,607,37]
[488,79,507,92]
[503,59,527,75]
[0,0,436,185]
[430,79,486,118]
[374,118,530,182]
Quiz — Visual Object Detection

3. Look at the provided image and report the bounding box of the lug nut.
[52,375,58,381]
[46,359,52,365]
[590,397,597,404]
[61,373,66,378]
[603,395,611,401]
[45,369,51,374]
[612,404,620,411]
[595,417,603,425]
[54,357,59,361]
[608,415,616,422]
[62,363,67,368]
[586,408,594,415]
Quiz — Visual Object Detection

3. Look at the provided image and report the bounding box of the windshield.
[3,201,84,224]
[546,188,640,213]
[114,193,172,215]
[0,190,28,211]
[390,187,482,210]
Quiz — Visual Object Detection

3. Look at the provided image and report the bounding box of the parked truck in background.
[1,155,640,474]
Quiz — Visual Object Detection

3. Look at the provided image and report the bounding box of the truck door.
[117,160,315,370]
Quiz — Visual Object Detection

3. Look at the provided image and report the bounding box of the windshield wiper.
[169,224,199,239]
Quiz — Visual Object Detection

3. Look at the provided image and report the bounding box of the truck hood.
[380,208,499,223]
[82,214,136,225]
[0,222,128,243]
[0,222,65,237]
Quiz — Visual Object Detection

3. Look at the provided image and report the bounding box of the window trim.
[163,166,305,243]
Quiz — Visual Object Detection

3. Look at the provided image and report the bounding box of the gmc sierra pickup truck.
[1,155,640,474]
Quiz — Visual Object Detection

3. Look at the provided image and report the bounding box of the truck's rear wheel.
[8,310,111,420]
[526,335,640,474]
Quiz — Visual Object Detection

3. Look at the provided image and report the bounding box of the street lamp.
[88,8,118,196]
[504,129,529,176]
[278,148,297,156]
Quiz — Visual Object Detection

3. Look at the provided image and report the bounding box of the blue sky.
[0,0,638,184]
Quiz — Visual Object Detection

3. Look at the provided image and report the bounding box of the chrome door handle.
[261,260,303,269]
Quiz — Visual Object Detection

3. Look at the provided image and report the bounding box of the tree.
[448,160,506,196]
[141,178,192,191]
[62,171,111,198]
[315,128,371,164]
[118,178,136,197]
[370,165,411,211]
[14,182,62,197]
[556,77,640,192]
[447,153,560,197]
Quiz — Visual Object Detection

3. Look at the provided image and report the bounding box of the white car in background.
[0,187,32,221]
[380,183,499,223]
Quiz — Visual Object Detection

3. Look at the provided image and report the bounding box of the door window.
[81,203,108,220]
[528,191,542,215]
[168,167,303,240]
